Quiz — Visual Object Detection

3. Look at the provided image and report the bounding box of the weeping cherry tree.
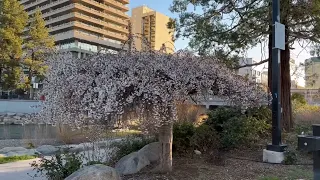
[37,49,268,172]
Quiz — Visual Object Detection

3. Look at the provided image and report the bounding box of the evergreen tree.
[169,0,320,131]
[24,9,54,99]
[0,0,28,90]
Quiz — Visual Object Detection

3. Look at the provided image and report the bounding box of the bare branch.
[234,59,269,69]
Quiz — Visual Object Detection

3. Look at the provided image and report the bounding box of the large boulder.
[0,147,39,157]
[6,113,16,116]
[115,152,150,175]
[0,147,27,154]
[36,145,59,155]
[137,142,161,163]
[65,164,120,180]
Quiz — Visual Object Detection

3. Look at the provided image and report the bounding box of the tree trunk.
[0,64,2,88]
[158,123,173,172]
[29,52,35,100]
[280,26,293,131]
[28,69,33,100]
[268,33,272,93]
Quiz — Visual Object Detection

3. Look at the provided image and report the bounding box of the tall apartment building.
[131,6,174,53]
[21,0,130,57]
[305,57,320,88]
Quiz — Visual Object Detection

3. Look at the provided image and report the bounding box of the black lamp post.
[267,0,287,152]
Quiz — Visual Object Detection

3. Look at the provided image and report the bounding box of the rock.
[3,117,13,124]
[21,117,29,123]
[59,144,86,153]
[115,152,150,175]
[194,150,202,155]
[16,113,25,117]
[36,145,59,155]
[0,147,27,154]
[0,147,39,157]
[65,164,121,180]
[137,142,161,163]
[13,116,21,120]
[13,120,22,124]
[6,113,16,116]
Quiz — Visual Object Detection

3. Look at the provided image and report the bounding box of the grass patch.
[104,130,141,139]
[286,167,313,180]
[0,155,37,164]
[259,177,280,180]
[259,167,313,180]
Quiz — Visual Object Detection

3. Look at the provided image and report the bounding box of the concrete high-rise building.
[237,58,263,84]
[131,6,174,53]
[21,0,129,57]
[305,57,320,88]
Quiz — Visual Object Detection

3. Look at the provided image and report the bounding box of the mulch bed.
[122,148,313,180]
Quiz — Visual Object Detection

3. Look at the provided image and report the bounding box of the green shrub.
[108,136,156,164]
[191,124,220,153]
[205,107,241,133]
[172,122,195,153]
[30,152,83,180]
[246,106,272,123]
[0,155,37,164]
[293,100,320,133]
[292,93,307,105]
[205,107,271,149]
[219,116,248,148]
[27,142,35,149]
[283,150,298,165]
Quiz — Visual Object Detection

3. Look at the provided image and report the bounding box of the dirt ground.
[122,148,313,180]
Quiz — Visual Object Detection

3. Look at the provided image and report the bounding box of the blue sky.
[128,1,310,86]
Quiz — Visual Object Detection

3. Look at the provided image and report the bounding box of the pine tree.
[169,0,320,131]
[0,0,28,90]
[24,8,54,99]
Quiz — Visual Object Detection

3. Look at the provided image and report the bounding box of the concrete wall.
[0,100,41,114]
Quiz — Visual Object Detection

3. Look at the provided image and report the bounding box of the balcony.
[31,3,127,27]
[26,0,129,23]
[103,0,129,12]
[45,12,128,34]
[54,30,123,50]
[50,21,127,41]
[79,0,128,19]
[73,4,128,26]
[24,0,50,10]
[73,12,128,34]
[27,0,70,15]
[45,13,74,25]
[115,0,129,5]
[20,0,31,5]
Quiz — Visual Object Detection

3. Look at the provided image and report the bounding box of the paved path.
[0,158,46,180]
